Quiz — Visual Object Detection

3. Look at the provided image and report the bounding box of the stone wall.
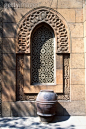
[1,0,86,116]
[83,0,86,114]
[57,0,85,116]
[0,1,3,117]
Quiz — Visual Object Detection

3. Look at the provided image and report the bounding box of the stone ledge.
[1,100,86,117]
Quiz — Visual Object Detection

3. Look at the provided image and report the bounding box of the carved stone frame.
[16,7,70,101]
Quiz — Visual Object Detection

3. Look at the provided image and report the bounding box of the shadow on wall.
[2,0,71,120]
[53,102,70,123]
[10,101,70,118]
[11,101,37,117]
[56,102,70,116]
[2,0,17,103]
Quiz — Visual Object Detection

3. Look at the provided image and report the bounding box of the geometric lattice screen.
[31,25,54,84]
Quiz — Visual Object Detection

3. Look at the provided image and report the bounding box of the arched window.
[16,7,70,101]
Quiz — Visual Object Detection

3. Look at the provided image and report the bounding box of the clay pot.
[36,90,57,122]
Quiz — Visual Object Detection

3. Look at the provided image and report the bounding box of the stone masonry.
[1,0,86,116]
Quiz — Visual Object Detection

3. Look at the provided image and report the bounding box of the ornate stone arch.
[16,7,70,54]
[16,7,70,101]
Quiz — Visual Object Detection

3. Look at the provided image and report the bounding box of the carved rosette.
[17,7,70,54]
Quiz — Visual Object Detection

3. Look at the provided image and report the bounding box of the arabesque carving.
[17,7,70,53]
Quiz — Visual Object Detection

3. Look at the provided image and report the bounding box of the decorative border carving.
[17,54,70,101]
[16,7,70,54]
[16,7,70,101]
[58,55,70,100]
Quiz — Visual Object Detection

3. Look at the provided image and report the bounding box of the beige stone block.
[3,23,17,38]
[63,101,86,115]
[55,102,64,116]
[58,0,69,8]
[3,7,15,22]
[75,9,83,22]
[24,55,30,70]
[2,102,11,117]
[2,86,16,101]
[57,9,75,22]
[37,0,57,8]
[3,38,15,53]
[72,38,84,53]
[58,0,82,9]
[0,23,2,38]
[71,54,84,68]
[13,8,31,23]
[69,0,83,9]
[85,69,86,83]
[84,21,86,37]
[54,85,63,93]
[83,0,85,4]
[11,101,36,116]
[34,102,37,116]
[69,23,83,37]
[4,0,57,9]
[71,69,85,85]
[56,69,63,85]
[0,38,2,43]
[84,37,86,52]
[24,69,30,87]
[3,54,16,69]
[2,70,16,86]
[56,54,63,69]
[85,53,86,68]
[71,85,85,100]
[83,5,86,22]
[2,70,16,101]
[24,85,63,93]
